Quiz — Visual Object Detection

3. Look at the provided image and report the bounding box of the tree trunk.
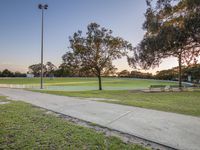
[98,75,102,90]
[178,54,182,89]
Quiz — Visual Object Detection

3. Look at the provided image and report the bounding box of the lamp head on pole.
[38,4,48,9]
[38,4,42,9]
[44,4,48,9]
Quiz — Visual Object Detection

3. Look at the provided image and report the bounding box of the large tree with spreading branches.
[63,23,132,90]
[129,0,200,87]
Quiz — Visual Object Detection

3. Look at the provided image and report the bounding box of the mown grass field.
[0,77,177,90]
[0,96,146,150]
[35,90,200,117]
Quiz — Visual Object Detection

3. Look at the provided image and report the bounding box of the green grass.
[0,77,97,85]
[34,90,200,117]
[0,77,177,89]
[0,96,146,150]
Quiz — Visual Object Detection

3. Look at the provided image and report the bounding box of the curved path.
[0,88,200,150]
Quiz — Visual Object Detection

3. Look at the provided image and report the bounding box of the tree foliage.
[117,70,130,77]
[46,62,57,77]
[156,64,200,83]
[28,62,56,77]
[183,64,200,83]
[28,63,46,77]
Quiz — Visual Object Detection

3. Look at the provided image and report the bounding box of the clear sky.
[0,0,181,73]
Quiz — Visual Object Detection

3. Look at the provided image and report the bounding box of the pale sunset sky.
[0,0,188,74]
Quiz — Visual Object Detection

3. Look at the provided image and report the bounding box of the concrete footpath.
[0,88,200,150]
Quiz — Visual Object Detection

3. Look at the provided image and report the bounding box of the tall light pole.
[38,4,48,89]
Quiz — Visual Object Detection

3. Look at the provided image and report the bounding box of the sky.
[0,0,181,74]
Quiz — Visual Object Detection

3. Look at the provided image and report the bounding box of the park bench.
[149,85,166,92]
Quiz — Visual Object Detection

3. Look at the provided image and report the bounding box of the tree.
[64,23,132,90]
[129,0,200,88]
[14,71,26,77]
[130,70,153,79]
[46,62,57,77]
[155,68,179,80]
[61,52,82,77]
[28,63,47,77]
[183,64,200,83]
[102,66,118,77]
[117,70,130,77]
[1,69,14,77]
[53,67,70,77]
[28,62,56,77]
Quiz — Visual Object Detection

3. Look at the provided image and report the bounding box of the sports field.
[0,77,178,91]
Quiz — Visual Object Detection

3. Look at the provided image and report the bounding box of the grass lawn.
[34,90,200,117]
[0,96,146,150]
[0,77,177,90]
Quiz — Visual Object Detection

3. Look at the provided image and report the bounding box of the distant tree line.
[27,61,200,83]
[117,70,153,79]
[117,64,200,83]
[155,64,200,83]
[0,69,26,77]
[28,61,117,78]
